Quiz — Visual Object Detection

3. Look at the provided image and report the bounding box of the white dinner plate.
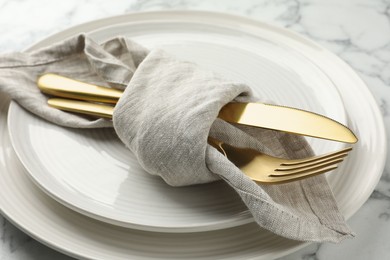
[7,11,348,232]
[0,11,386,260]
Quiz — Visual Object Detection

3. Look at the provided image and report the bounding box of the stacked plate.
[0,11,386,259]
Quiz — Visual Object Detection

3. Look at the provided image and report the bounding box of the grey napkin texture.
[0,34,354,242]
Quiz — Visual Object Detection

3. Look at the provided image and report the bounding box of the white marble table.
[0,0,389,259]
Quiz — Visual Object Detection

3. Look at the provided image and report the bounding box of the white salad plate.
[0,11,385,259]
[7,11,349,232]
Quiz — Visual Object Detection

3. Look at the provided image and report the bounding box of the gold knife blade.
[39,74,358,143]
[219,102,358,143]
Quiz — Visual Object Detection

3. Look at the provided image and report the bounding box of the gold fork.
[45,98,352,184]
[208,137,351,184]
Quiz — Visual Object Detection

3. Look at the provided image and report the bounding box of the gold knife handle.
[38,74,123,104]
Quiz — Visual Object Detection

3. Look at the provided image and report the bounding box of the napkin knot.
[113,49,252,185]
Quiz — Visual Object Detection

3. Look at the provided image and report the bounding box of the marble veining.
[1,0,390,259]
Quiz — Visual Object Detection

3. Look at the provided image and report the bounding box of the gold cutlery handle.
[38,73,122,104]
[48,98,114,118]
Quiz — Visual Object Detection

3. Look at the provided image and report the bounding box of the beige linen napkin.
[0,34,354,242]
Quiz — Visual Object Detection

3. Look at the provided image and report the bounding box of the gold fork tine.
[207,138,350,184]
[276,153,348,171]
[280,147,352,166]
[271,158,344,176]
[264,165,339,184]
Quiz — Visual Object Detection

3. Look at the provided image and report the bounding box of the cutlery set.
[37,73,357,184]
[1,11,385,259]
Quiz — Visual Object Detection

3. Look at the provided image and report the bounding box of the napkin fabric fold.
[0,34,354,242]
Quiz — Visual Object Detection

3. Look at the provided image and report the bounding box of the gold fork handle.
[47,98,256,174]
[207,137,227,156]
[48,98,114,119]
[45,99,256,171]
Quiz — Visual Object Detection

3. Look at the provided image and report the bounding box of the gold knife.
[38,73,358,143]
